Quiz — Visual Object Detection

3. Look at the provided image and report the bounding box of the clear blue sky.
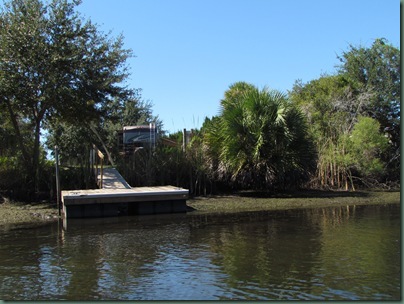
[77,0,400,134]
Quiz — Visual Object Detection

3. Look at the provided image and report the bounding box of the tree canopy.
[0,0,133,193]
[337,38,400,153]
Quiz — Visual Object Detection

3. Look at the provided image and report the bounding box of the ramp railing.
[92,144,105,189]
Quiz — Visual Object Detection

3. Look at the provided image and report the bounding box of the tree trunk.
[32,118,42,194]
[5,100,30,165]
[337,165,341,188]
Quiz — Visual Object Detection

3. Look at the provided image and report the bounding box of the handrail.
[92,144,105,189]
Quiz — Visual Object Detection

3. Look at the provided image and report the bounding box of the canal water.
[0,203,400,300]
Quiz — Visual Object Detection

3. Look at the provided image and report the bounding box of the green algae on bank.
[0,200,59,231]
[187,190,400,214]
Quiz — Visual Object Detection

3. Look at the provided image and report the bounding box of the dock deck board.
[62,186,189,205]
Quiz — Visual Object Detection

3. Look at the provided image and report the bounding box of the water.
[0,203,400,300]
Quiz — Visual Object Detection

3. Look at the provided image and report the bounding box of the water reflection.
[0,203,400,300]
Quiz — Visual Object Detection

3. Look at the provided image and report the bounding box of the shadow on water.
[63,202,399,232]
[63,205,315,231]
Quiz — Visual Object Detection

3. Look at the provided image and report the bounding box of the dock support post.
[55,145,61,217]
[100,156,103,189]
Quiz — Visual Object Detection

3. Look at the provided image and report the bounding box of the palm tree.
[204,82,316,190]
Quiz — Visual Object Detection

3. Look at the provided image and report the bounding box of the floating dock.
[61,168,189,219]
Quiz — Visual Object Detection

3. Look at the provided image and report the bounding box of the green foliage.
[337,38,400,179]
[290,74,366,142]
[204,82,316,190]
[0,0,133,195]
[289,39,399,189]
[46,123,94,165]
[347,116,389,177]
[338,39,400,131]
[0,156,23,190]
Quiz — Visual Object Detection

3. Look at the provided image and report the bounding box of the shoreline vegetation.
[187,190,400,213]
[0,190,399,232]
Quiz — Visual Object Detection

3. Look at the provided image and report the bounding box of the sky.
[77,0,400,134]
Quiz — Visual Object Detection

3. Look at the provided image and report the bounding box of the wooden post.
[55,145,61,217]
[90,147,95,187]
[100,157,103,189]
[95,151,98,187]
[97,147,105,189]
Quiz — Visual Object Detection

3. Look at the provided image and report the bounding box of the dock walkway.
[98,168,131,189]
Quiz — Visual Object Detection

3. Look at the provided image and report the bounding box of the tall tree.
[337,38,400,179]
[0,0,132,193]
[290,39,400,188]
[337,39,400,132]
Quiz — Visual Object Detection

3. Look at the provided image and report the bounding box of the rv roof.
[123,126,150,131]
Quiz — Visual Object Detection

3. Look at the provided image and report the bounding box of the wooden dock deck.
[61,168,189,219]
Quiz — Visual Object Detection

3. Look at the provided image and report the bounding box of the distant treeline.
[0,0,399,201]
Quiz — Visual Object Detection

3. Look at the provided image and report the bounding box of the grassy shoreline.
[187,190,400,214]
[0,200,59,232]
[0,190,400,231]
